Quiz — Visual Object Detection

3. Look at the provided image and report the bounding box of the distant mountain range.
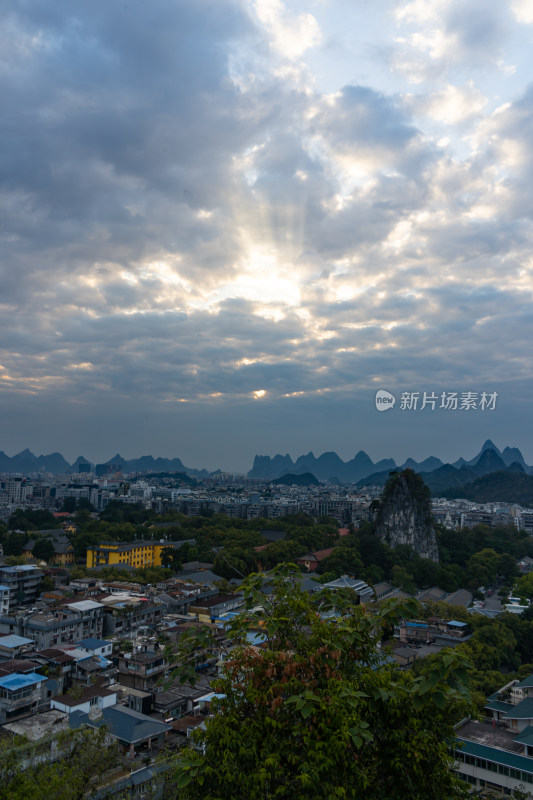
[0,449,210,477]
[248,440,533,485]
[1,441,531,494]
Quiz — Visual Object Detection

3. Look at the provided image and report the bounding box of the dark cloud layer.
[1,0,533,469]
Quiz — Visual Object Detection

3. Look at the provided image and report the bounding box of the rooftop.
[0,672,47,690]
[457,719,523,754]
[53,686,117,707]
[66,600,103,612]
[77,638,109,650]
[0,635,34,648]
[3,709,69,740]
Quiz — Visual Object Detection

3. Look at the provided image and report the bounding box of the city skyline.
[2,1,533,471]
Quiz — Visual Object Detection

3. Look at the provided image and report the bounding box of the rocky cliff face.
[374,470,439,562]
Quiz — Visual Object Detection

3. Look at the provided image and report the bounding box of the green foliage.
[0,726,120,800]
[2,532,28,556]
[7,508,57,531]
[40,575,56,592]
[99,500,154,524]
[169,566,472,800]
[442,470,533,506]
[160,545,181,570]
[391,564,416,595]
[32,537,55,562]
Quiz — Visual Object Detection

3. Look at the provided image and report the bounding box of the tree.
[161,545,180,570]
[40,575,56,592]
[170,566,472,800]
[391,564,416,595]
[0,726,121,800]
[32,538,55,563]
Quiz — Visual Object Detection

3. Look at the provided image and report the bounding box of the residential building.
[76,637,113,658]
[0,600,104,649]
[51,685,117,716]
[397,618,471,645]
[0,585,10,615]
[0,671,47,723]
[23,530,76,565]
[69,704,172,758]
[296,548,335,571]
[99,594,164,636]
[189,593,244,623]
[0,565,44,611]
[0,634,35,659]
[116,646,169,692]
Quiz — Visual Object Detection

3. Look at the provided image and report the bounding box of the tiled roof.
[505,698,533,719]
[513,725,533,746]
[456,737,533,774]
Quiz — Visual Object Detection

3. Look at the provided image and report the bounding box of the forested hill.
[442,470,533,505]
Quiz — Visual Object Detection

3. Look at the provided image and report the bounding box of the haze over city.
[2,0,533,471]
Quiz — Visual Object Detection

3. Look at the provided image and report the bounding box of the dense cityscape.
[0,443,532,797]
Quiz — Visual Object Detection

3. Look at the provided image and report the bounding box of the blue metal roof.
[0,635,35,648]
[77,638,109,649]
[0,672,46,690]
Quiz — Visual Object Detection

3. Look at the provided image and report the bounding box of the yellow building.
[23,532,76,566]
[86,540,170,569]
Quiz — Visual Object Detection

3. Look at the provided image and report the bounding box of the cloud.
[253,0,322,60]
[391,0,512,83]
[1,0,533,467]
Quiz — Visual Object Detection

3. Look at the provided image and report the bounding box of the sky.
[2,0,533,472]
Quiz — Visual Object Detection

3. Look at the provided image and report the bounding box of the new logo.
[375,389,396,411]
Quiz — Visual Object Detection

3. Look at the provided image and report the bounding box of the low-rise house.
[373,581,397,601]
[114,683,152,715]
[76,637,113,658]
[397,618,471,645]
[417,586,447,604]
[51,685,117,715]
[0,671,48,723]
[0,634,35,659]
[27,648,74,695]
[152,675,213,720]
[63,647,116,687]
[442,589,473,608]
[296,548,335,572]
[189,593,244,623]
[70,704,172,758]
[391,646,417,667]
